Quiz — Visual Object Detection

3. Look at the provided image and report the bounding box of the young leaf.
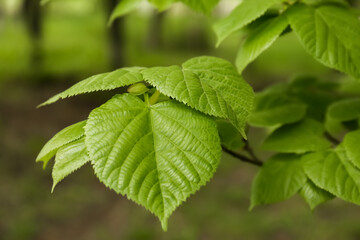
[327,98,360,122]
[217,120,245,150]
[109,0,143,25]
[36,121,86,168]
[236,12,289,72]
[52,138,90,192]
[262,118,331,154]
[288,3,360,80]
[250,154,307,209]
[249,91,307,127]
[213,0,285,46]
[302,146,360,205]
[343,130,360,169]
[85,94,221,230]
[180,0,219,14]
[39,67,144,107]
[142,56,254,138]
[300,180,334,211]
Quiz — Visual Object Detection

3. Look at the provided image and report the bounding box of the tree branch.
[222,146,263,167]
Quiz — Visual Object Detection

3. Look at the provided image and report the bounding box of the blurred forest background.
[1,0,360,239]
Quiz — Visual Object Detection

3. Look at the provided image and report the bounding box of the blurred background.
[1,0,360,239]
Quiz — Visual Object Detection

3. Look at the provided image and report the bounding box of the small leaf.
[52,138,90,192]
[142,56,254,138]
[288,3,360,80]
[213,0,285,46]
[236,12,289,72]
[249,91,307,127]
[250,154,307,209]
[36,121,86,168]
[39,67,144,107]
[300,180,334,210]
[344,130,360,169]
[180,0,219,14]
[217,120,245,150]
[85,94,221,230]
[302,145,360,205]
[327,98,360,122]
[262,118,331,154]
[109,0,143,25]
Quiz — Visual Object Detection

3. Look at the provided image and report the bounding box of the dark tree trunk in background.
[22,0,43,70]
[106,0,125,69]
[147,10,166,50]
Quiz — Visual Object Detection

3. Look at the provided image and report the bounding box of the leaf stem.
[144,93,150,106]
[149,90,161,105]
[222,146,263,167]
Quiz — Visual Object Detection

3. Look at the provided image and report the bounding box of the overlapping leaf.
[262,118,331,153]
[236,12,289,72]
[249,91,307,127]
[85,94,221,230]
[302,145,360,205]
[213,0,285,46]
[300,180,334,210]
[142,56,254,137]
[52,138,89,191]
[217,120,244,150]
[327,98,360,122]
[39,67,144,107]
[251,154,307,209]
[344,130,360,169]
[288,3,360,80]
[36,121,86,168]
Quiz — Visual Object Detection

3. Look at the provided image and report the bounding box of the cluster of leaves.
[36,56,254,230]
[37,0,360,231]
[247,76,360,210]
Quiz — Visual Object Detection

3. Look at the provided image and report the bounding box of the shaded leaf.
[109,0,143,25]
[262,118,331,153]
[251,154,307,209]
[300,180,334,210]
[344,130,360,169]
[327,98,360,122]
[217,120,244,150]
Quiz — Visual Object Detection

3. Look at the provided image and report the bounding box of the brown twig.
[222,146,263,167]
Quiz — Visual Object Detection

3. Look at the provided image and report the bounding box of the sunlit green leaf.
[300,180,334,210]
[85,94,221,230]
[36,121,86,168]
[142,56,254,138]
[344,130,360,169]
[288,3,360,80]
[39,67,144,107]
[52,138,89,192]
[327,98,360,122]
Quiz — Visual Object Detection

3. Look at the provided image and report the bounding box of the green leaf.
[52,138,89,192]
[180,0,219,14]
[262,118,331,154]
[217,120,245,150]
[36,121,86,169]
[302,145,360,205]
[344,130,360,169]
[250,154,307,209]
[300,180,334,210]
[249,91,307,127]
[213,0,285,46]
[149,0,176,11]
[39,67,144,107]
[327,98,360,122]
[85,94,221,230]
[142,56,254,138]
[236,12,289,72]
[109,0,143,25]
[288,3,360,80]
